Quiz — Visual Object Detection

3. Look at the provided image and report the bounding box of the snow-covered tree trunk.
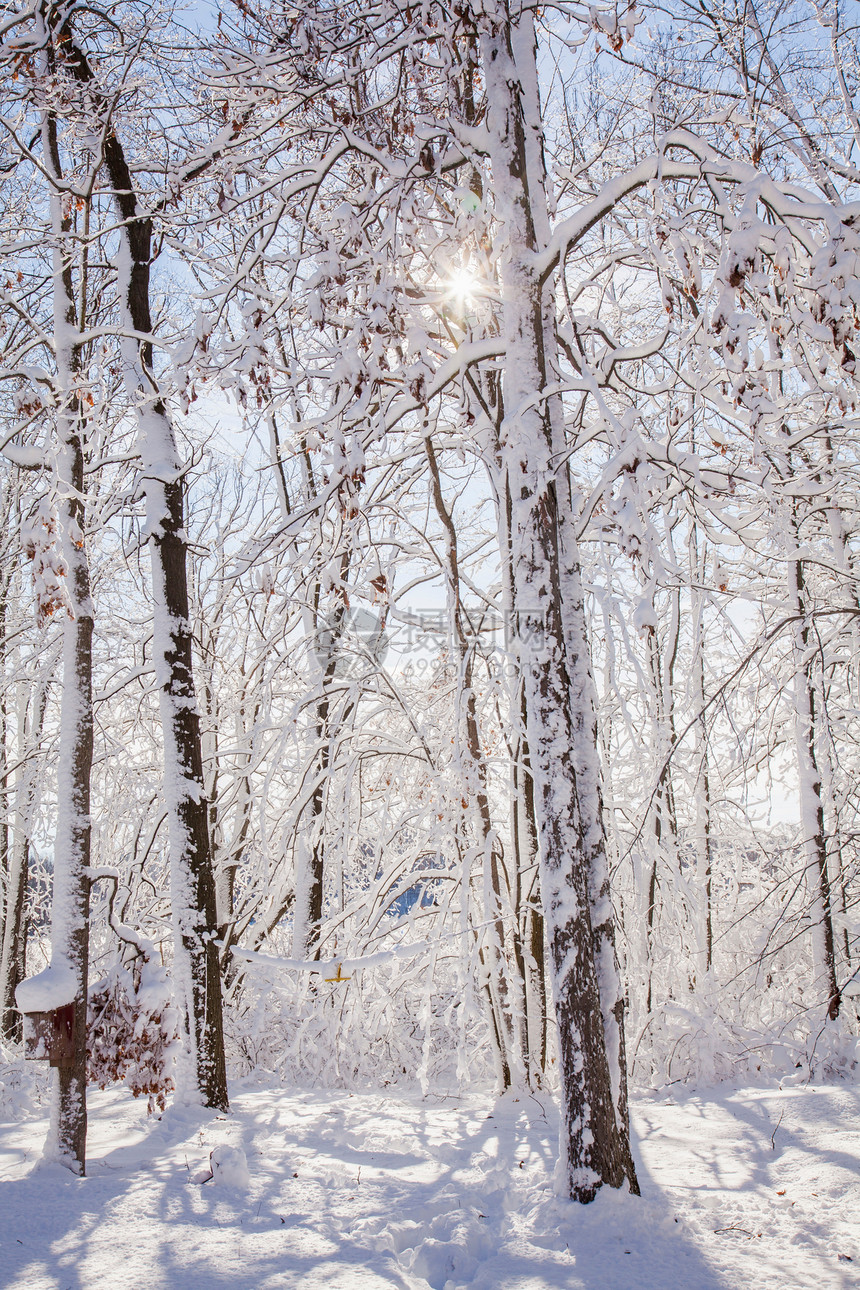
[501,462,547,1086]
[287,443,350,965]
[642,600,681,1013]
[689,521,713,975]
[479,6,638,1199]
[113,294,229,1105]
[822,467,858,973]
[0,549,9,943]
[18,94,95,1173]
[45,463,93,1171]
[296,624,344,962]
[556,537,636,1157]
[507,0,633,1118]
[292,547,354,963]
[512,707,547,1080]
[0,523,15,1006]
[426,433,521,1088]
[121,352,229,1112]
[1,669,50,1041]
[787,540,840,1021]
[57,29,229,1110]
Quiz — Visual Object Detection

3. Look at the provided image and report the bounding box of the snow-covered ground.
[0,1078,857,1289]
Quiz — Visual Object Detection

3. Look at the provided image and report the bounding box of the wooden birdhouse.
[23,1002,76,1068]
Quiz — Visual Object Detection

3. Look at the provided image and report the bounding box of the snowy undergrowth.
[223,952,496,1094]
[0,1078,858,1289]
[0,1048,50,1123]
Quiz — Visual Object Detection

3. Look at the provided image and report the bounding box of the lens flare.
[446,266,479,304]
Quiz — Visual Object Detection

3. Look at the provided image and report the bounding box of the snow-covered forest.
[1,0,859,1284]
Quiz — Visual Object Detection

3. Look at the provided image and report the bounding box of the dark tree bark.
[788,542,841,1022]
[47,106,93,1175]
[58,20,228,1110]
[478,7,638,1199]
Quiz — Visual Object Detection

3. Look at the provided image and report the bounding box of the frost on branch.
[589,4,642,51]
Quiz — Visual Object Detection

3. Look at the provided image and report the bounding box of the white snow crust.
[0,1080,857,1288]
[209,1144,250,1189]
[15,962,77,1014]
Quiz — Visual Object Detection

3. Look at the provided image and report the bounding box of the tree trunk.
[788,540,840,1021]
[557,542,636,1161]
[425,434,519,1088]
[0,558,9,954]
[30,89,94,1172]
[642,617,679,1012]
[292,556,350,963]
[1,672,50,1041]
[49,479,93,1172]
[59,27,229,1110]
[479,9,638,1199]
[511,680,546,1081]
[689,520,713,976]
